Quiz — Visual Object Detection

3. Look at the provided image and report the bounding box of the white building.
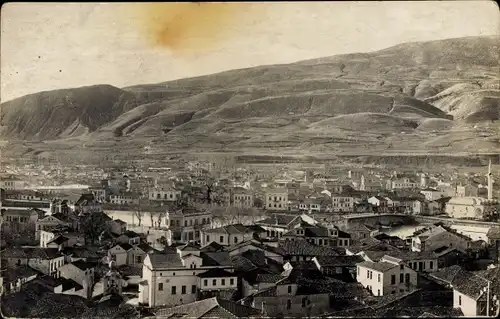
[420,188,446,201]
[149,187,182,202]
[445,197,495,220]
[387,177,418,190]
[331,194,354,213]
[109,193,139,205]
[265,188,288,211]
[356,257,417,296]
[138,249,236,307]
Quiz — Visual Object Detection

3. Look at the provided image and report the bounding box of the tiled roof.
[315,255,364,267]
[123,230,141,238]
[115,243,133,251]
[2,265,39,284]
[4,247,62,260]
[148,252,184,269]
[257,214,299,227]
[197,268,235,278]
[1,282,89,318]
[204,223,252,235]
[201,251,233,267]
[71,260,97,271]
[357,260,399,272]
[230,255,259,273]
[430,265,489,300]
[178,242,202,251]
[255,273,285,283]
[279,240,342,257]
[200,241,226,252]
[383,250,437,261]
[153,297,261,318]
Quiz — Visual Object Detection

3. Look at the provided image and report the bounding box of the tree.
[156,211,166,228]
[80,212,111,245]
[134,200,144,227]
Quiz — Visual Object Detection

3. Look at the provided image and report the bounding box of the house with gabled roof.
[139,244,236,307]
[281,224,351,248]
[312,255,364,280]
[74,193,102,215]
[226,239,286,263]
[56,260,96,300]
[200,223,255,247]
[35,213,75,240]
[356,257,418,296]
[256,213,317,239]
[411,225,472,253]
[430,265,500,317]
[3,247,65,277]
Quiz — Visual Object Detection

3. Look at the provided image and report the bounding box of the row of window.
[158,284,196,294]
[234,195,251,200]
[206,235,240,244]
[152,192,177,200]
[268,196,286,201]
[203,278,235,286]
[3,216,29,223]
[170,218,211,227]
[285,297,310,309]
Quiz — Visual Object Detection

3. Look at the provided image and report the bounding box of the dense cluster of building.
[0,159,499,318]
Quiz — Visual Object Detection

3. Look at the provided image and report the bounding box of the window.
[378,289,380,296]
[230,278,234,285]
[367,269,370,278]
[430,261,434,270]
[287,299,292,309]
[302,297,307,308]
[136,256,142,263]
[378,274,381,282]
[220,236,224,243]
[182,285,186,294]
[288,285,292,293]
[391,275,396,285]
[206,235,210,242]
[400,274,404,283]
[171,286,176,295]
[213,279,216,286]
[405,273,410,284]
[234,237,238,244]
[458,295,461,306]
[159,283,163,291]
[400,264,404,270]
[204,279,208,286]
[221,279,226,286]
[192,285,196,294]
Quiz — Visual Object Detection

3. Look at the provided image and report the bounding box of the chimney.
[488,159,493,201]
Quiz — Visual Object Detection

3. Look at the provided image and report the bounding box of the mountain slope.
[0,36,498,162]
[0,85,138,140]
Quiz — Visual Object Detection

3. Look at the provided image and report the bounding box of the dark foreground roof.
[151,297,262,318]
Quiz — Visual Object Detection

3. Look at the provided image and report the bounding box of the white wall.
[454,290,478,317]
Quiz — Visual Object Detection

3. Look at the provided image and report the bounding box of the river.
[382,224,491,241]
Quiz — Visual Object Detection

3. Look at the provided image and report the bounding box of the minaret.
[488,158,493,200]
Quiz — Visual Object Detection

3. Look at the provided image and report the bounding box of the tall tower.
[488,158,493,200]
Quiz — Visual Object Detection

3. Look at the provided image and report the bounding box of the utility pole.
[487,280,490,317]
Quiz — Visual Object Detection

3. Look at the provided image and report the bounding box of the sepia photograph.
[0,1,499,318]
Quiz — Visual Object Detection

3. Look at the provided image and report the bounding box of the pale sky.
[1,1,499,102]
